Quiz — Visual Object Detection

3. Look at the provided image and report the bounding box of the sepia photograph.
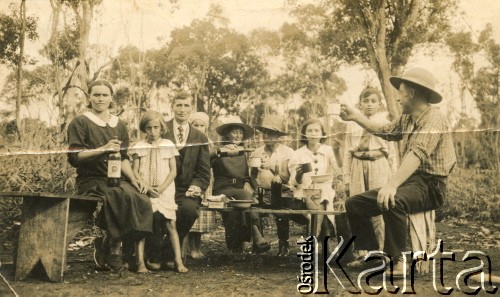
[0,0,498,296]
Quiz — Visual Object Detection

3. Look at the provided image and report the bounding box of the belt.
[352,150,386,161]
[215,176,248,184]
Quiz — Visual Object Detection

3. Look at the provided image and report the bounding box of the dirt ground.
[1,217,499,297]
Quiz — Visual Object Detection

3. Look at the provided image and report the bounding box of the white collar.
[173,120,189,130]
[136,139,173,148]
[84,111,119,127]
[302,144,329,156]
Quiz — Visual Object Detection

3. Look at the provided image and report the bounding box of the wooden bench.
[408,210,436,273]
[0,192,101,282]
[1,193,343,282]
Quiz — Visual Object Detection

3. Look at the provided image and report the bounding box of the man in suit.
[164,92,211,242]
[147,92,211,269]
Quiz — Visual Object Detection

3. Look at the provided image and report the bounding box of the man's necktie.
[178,126,184,145]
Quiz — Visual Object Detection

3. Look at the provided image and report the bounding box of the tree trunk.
[48,0,65,130]
[77,0,92,93]
[377,62,400,119]
[16,0,26,140]
[352,0,402,120]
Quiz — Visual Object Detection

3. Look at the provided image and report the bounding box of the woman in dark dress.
[67,80,153,271]
[212,117,270,258]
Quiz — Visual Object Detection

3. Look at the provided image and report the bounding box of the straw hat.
[389,67,442,104]
[255,115,288,136]
[215,116,254,140]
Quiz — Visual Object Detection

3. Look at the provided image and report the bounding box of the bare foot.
[136,264,150,274]
[190,250,205,259]
[175,261,189,273]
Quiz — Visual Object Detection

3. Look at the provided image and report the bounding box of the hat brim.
[389,76,442,104]
[216,123,254,140]
[255,126,288,136]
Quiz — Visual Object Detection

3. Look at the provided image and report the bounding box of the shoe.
[160,261,175,271]
[93,236,108,270]
[387,257,407,278]
[232,248,246,261]
[253,241,271,254]
[241,241,253,255]
[105,254,124,272]
[145,259,161,271]
[277,240,290,257]
[347,253,387,270]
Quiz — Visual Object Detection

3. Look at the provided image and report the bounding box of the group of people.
[67,66,456,277]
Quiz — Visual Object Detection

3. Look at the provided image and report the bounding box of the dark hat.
[389,67,442,104]
[255,115,288,136]
[215,116,254,140]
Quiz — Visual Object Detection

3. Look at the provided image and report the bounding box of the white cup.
[249,157,262,168]
[328,103,341,115]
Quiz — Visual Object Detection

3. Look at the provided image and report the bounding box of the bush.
[438,168,499,223]
[0,120,76,253]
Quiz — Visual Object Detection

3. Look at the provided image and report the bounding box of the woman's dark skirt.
[77,176,153,240]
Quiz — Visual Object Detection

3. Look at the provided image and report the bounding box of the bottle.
[270,163,282,208]
[107,137,121,187]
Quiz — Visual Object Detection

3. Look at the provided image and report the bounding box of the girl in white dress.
[288,119,353,262]
[343,87,397,266]
[289,119,342,237]
[131,111,188,273]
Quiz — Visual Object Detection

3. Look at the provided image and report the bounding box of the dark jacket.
[163,120,211,195]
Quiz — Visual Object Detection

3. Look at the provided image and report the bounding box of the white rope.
[0,270,19,297]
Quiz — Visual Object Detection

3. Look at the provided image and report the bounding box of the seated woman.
[289,119,352,255]
[212,117,269,259]
[67,80,153,271]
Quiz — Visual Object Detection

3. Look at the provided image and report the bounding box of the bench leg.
[15,197,69,282]
[310,214,322,237]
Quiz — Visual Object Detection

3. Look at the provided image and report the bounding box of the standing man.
[340,67,456,276]
[147,91,210,270]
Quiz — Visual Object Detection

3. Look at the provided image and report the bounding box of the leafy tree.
[0,3,38,67]
[249,22,346,143]
[446,24,499,170]
[40,23,80,69]
[145,18,268,122]
[291,0,457,118]
[0,2,38,138]
[39,0,104,132]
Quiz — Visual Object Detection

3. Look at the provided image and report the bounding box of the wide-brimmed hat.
[215,116,254,140]
[255,115,288,136]
[389,67,442,104]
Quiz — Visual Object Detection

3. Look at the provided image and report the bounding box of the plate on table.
[207,194,226,202]
[228,200,253,209]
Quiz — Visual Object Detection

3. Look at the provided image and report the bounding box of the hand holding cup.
[339,104,360,121]
[260,155,270,170]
